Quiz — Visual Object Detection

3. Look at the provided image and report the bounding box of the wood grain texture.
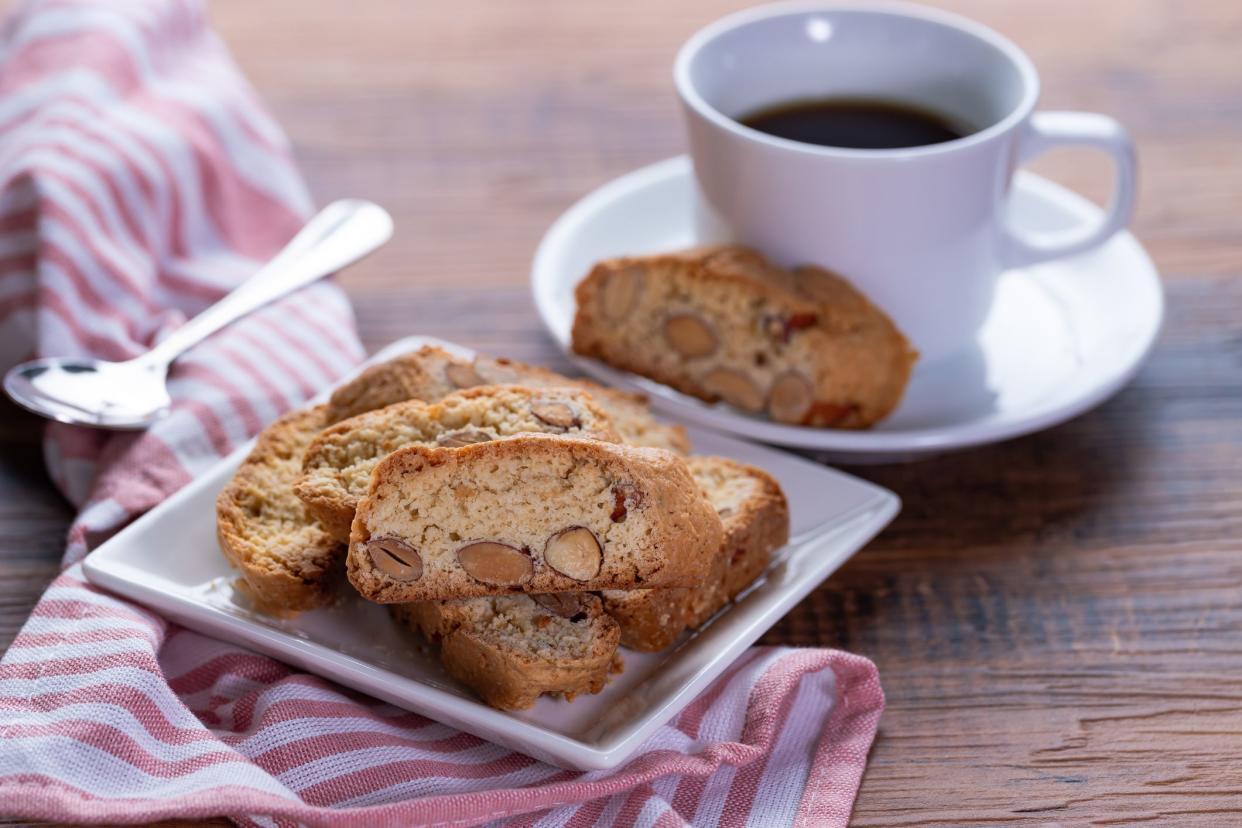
[2,0,1240,825]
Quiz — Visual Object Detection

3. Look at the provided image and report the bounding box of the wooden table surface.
[3,0,1240,825]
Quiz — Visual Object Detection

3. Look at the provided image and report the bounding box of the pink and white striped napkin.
[0,2,885,825]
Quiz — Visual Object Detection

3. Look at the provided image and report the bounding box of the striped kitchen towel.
[0,2,885,826]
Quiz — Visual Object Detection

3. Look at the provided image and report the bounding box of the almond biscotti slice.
[601,455,790,651]
[216,406,344,614]
[475,355,691,455]
[325,345,690,454]
[324,345,462,422]
[571,245,917,428]
[296,385,620,542]
[390,593,620,710]
[348,434,723,602]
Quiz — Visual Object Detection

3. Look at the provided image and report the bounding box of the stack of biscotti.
[216,346,688,614]
[215,344,792,711]
[349,433,724,709]
[389,454,790,708]
[572,245,917,428]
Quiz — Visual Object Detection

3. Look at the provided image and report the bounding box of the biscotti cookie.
[216,406,344,614]
[390,593,620,710]
[296,385,620,541]
[597,583,690,653]
[571,245,917,428]
[326,345,690,454]
[601,455,790,651]
[682,456,789,625]
[348,434,723,602]
[325,345,461,422]
[476,355,691,454]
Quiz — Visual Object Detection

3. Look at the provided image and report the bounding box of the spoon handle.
[141,199,393,369]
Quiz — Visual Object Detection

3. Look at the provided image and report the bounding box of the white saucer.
[531,156,1163,461]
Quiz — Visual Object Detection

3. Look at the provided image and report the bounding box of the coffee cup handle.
[1001,111,1137,269]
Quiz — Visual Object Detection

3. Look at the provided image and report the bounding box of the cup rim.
[673,1,1041,159]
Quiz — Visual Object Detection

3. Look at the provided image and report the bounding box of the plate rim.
[530,155,1165,454]
[81,335,900,770]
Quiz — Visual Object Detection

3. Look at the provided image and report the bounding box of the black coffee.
[740,97,971,150]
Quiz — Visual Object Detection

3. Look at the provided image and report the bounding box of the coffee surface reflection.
[740,97,973,150]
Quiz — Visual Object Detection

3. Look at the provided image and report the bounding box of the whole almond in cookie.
[767,370,814,424]
[600,265,644,320]
[364,537,423,582]
[664,313,718,359]
[702,368,764,412]
[544,526,603,581]
[530,399,579,429]
[457,541,534,586]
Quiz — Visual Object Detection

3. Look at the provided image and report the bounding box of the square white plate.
[83,336,899,770]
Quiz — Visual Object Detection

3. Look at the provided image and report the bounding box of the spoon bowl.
[5,357,172,429]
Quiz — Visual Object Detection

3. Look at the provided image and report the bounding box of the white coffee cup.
[675,2,1136,362]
